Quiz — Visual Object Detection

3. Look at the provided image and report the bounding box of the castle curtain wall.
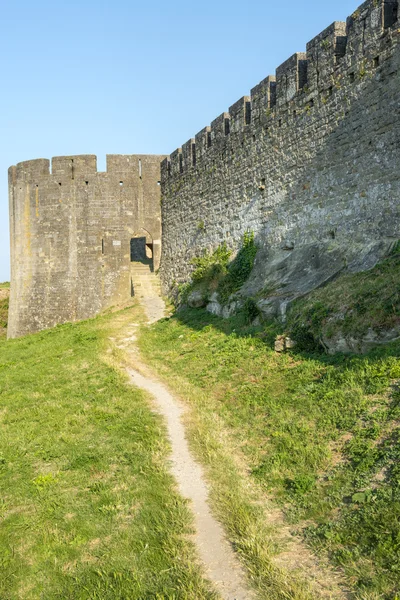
[160,0,400,293]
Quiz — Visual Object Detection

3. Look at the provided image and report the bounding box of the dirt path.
[119,268,254,599]
[128,366,254,599]
[114,268,349,599]
[130,261,165,324]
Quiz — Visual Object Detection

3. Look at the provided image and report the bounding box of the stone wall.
[8,154,165,338]
[160,0,400,306]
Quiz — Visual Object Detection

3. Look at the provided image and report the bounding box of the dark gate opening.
[130,237,154,272]
[130,237,147,262]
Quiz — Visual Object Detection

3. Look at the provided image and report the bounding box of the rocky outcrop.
[187,289,207,308]
[322,327,400,355]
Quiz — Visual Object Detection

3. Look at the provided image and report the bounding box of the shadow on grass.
[164,305,400,369]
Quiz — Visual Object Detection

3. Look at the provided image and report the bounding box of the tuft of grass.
[0,281,10,289]
[139,306,400,599]
[0,308,216,599]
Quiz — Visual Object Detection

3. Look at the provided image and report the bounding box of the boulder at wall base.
[206,292,223,317]
[275,336,286,352]
[222,298,242,319]
[322,326,400,355]
[206,293,243,319]
[274,335,298,353]
[285,336,297,349]
[187,289,207,308]
[257,298,280,320]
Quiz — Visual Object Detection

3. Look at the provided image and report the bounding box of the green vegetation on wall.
[178,231,257,306]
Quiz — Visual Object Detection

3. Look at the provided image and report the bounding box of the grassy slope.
[286,251,400,348]
[139,306,400,599]
[0,308,216,600]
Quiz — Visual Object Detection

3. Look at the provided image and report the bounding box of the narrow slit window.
[298,60,308,90]
[192,144,196,167]
[224,118,230,136]
[85,181,89,185]
[384,1,398,28]
[167,161,171,176]
[245,101,252,125]
[71,159,74,180]
[138,159,142,179]
[179,154,183,173]
[335,36,347,62]
[101,239,104,254]
[349,72,355,83]
[207,132,212,148]
[270,84,277,107]
[374,56,380,68]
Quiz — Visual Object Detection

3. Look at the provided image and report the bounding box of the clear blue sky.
[0,0,358,282]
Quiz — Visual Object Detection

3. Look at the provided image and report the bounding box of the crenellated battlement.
[10,154,164,182]
[12,159,51,180]
[163,0,399,181]
[306,22,347,90]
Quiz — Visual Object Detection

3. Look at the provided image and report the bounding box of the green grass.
[0,292,9,335]
[139,307,400,599]
[0,308,216,599]
[287,251,400,350]
[0,281,10,289]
